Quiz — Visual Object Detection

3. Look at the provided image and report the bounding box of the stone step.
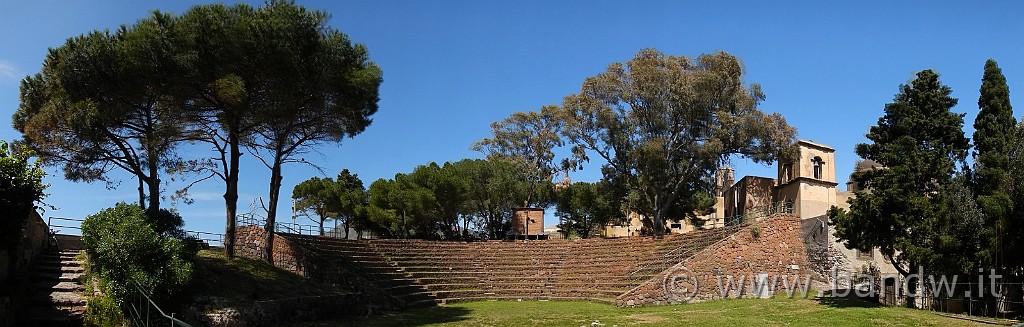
[38,252,79,261]
[33,272,83,283]
[34,265,84,274]
[32,291,87,306]
[34,281,85,292]
[20,305,84,327]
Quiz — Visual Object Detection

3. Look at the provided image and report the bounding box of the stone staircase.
[21,250,87,326]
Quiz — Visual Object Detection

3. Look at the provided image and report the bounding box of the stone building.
[602,140,896,275]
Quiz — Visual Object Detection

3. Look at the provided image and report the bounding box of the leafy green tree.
[973,59,1016,274]
[14,14,186,212]
[474,105,577,208]
[173,3,261,259]
[448,158,526,239]
[410,162,470,239]
[334,169,367,239]
[1004,119,1024,306]
[292,176,340,236]
[830,69,969,307]
[81,203,193,306]
[0,141,48,254]
[367,174,435,238]
[242,1,381,263]
[555,181,616,238]
[559,49,796,235]
[932,175,986,276]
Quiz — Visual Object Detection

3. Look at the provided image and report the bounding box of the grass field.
[291,297,1007,327]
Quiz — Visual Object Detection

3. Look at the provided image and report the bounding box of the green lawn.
[291,297,1009,327]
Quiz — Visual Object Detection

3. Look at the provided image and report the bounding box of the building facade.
[602,140,896,275]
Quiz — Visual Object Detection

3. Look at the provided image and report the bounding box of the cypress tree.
[973,59,1016,273]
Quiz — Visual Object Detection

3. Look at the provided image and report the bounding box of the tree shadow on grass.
[816,293,884,309]
[296,306,474,327]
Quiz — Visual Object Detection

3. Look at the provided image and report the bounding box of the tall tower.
[775,140,838,219]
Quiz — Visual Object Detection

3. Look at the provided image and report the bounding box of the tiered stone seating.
[279,225,742,306]
[280,234,439,307]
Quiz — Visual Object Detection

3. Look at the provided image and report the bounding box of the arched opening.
[812,156,824,180]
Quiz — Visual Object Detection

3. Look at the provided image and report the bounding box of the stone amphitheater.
[233,213,815,309]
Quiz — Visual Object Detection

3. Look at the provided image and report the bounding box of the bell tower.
[775,140,838,219]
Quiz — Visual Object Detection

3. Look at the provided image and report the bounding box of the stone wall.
[232,225,399,310]
[617,214,810,306]
[0,210,50,327]
[233,225,310,276]
[801,216,853,287]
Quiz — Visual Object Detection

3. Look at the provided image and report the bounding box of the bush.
[144,208,186,239]
[83,292,128,327]
[0,140,47,250]
[81,203,193,305]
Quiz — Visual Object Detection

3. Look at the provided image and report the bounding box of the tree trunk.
[223,133,241,258]
[906,274,918,308]
[262,156,284,265]
[146,158,161,212]
[318,218,325,236]
[344,217,350,239]
[137,176,147,209]
[652,209,666,236]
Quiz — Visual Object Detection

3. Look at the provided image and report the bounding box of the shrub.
[0,140,47,250]
[81,203,193,305]
[144,208,186,239]
[83,291,128,327]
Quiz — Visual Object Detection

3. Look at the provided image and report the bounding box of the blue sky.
[1,1,1022,235]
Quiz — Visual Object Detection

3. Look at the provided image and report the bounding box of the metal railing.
[50,216,223,248]
[274,221,324,236]
[870,280,1024,320]
[48,216,83,233]
[185,230,224,248]
[126,281,193,327]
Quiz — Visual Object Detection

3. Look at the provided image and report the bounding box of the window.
[812,157,824,180]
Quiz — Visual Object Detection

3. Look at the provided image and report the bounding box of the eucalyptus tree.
[559,49,796,235]
[14,13,186,212]
[474,105,577,208]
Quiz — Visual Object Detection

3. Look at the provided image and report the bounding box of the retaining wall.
[617,214,810,306]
